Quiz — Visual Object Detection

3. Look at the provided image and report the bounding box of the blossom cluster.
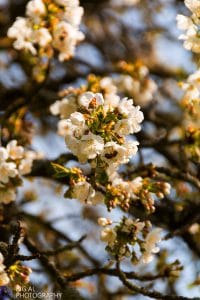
[177,1,200,163]
[180,69,200,123]
[52,163,104,205]
[177,0,200,53]
[0,252,32,289]
[52,91,143,169]
[50,67,157,134]
[50,87,170,264]
[8,262,32,289]
[114,61,157,107]
[7,0,84,61]
[51,83,171,210]
[51,91,145,208]
[51,91,144,205]
[50,73,152,134]
[50,75,121,127]
[0,140,36,204]
[110,174,171,212]
[99,217,162,264]
[85,64,157,108]
[52,163,165,264]
[178,66,200,163]
[50,70,172,263]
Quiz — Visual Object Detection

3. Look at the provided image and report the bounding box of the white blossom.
[32,28,52,47]
[131,176,143,192]
[118,98,135,116]
[189,223,199,234]
[177,1,200,53]
[0,148,8,162]
[50,101,61,116]
[181,69,200,102]
[179,69,200,129]
[50,97,77,119]
[0,140,37,204]
[0,188,16,204]
[112,175,142,198]
[55,0,80,6]
[7,17,36,55]
[100,227,117,246]
[100,77,117,95]
[139,80,157,105]
[124,140,139,157]
[19,159,33,175]
[176,14,193,31]
[65,116,86,138]
[122,218,145,234]
[78,133,104,163]
[53,21,84,62]
[63,6,84,26]
[99,77,120,109]
[101,140,139,175]
[57,120,71,136]
[70,112,85,126]
[26,0,46,20]
[114,119,135,136]
[115,74,157,107]
[104,93,120,109]
[71,181,91,203]
[72,182,104,205]
[115,106,143,136]
[185,0,200,15]
[63,113,87,146]
[65,135,80,156]
[117,75,135,93]
[134,219,145,232]
[163,182,171,195]
[0,162,18,184]
[78,92,104,108]
[6,140,24,160]
[8,0,85,60]
[140,228,162,264]
[98,218,112,226]
[179,27,200,53]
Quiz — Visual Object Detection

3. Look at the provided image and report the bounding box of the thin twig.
[20,211,100,267]
[15,235,86,261]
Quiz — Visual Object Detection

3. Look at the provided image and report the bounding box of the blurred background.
[0,0,199,299]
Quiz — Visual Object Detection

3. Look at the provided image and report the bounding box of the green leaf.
[51,162,70,178]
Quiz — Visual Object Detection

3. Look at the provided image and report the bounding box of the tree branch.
[65,267,174,282]
[116,261,198,300]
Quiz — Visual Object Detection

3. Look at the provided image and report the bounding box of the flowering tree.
[0,0,200,299]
